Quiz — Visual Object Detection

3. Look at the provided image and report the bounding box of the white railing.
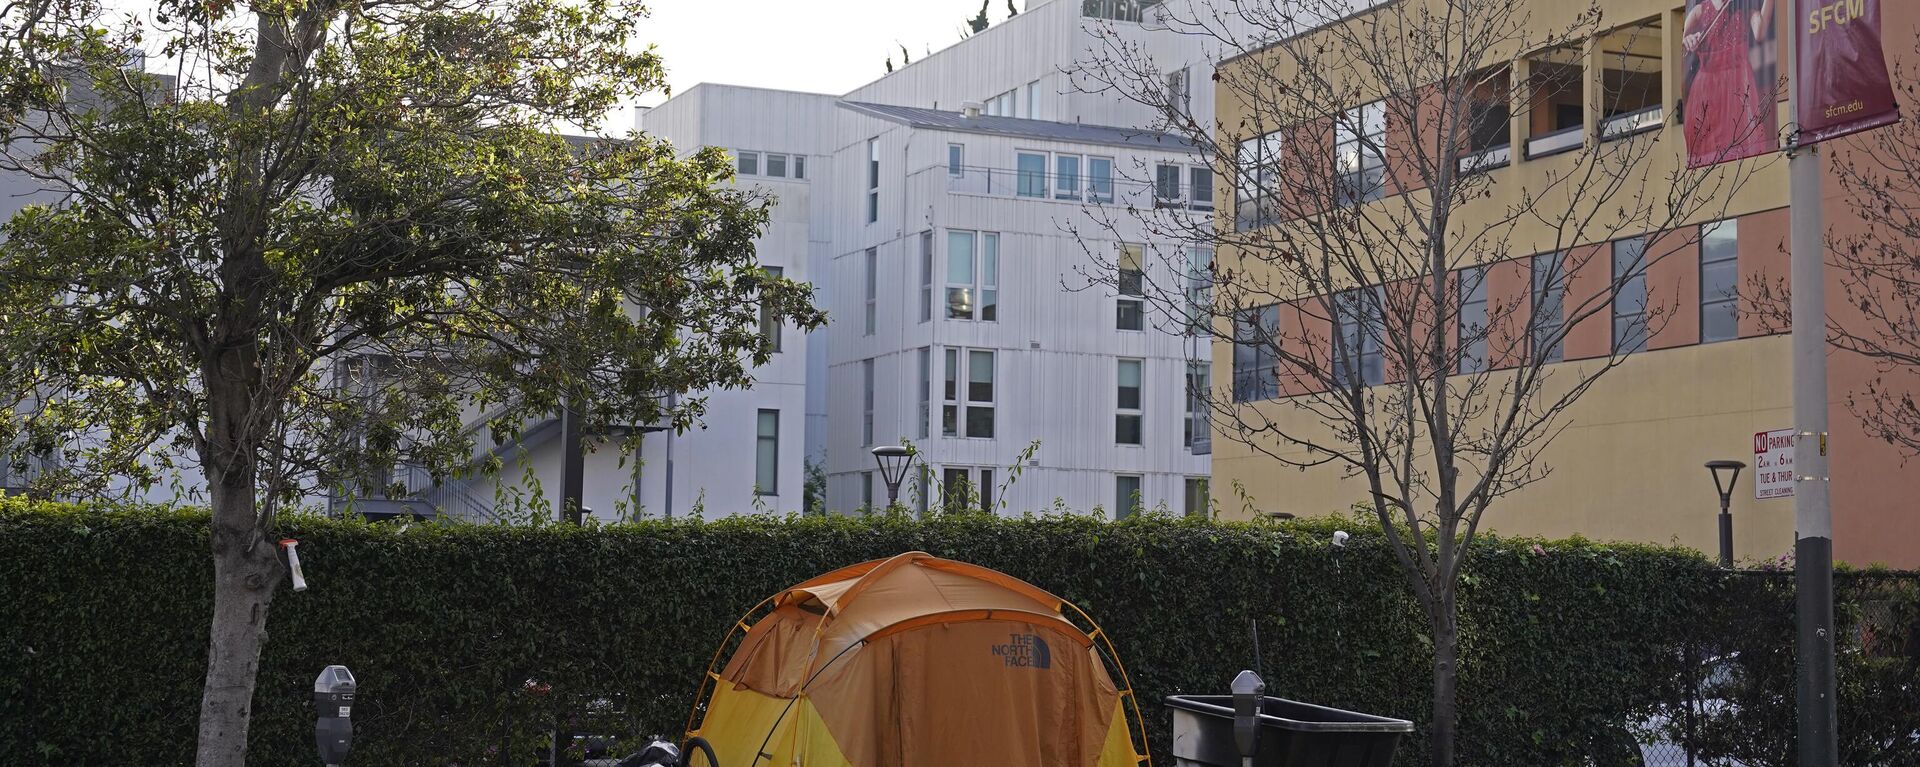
[1601,104,1665,140]
[944,164,1215,213]
[1458,143,1512,175]
[1526,125,1583,158]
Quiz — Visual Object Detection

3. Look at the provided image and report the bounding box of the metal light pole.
[870,446,916,507]
[1705,460,1745,568]
[1785,14,1838,764]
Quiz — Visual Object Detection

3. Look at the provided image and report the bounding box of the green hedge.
[0,498,1913,766]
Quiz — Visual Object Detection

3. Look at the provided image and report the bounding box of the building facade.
[822,102,1213,516]
[814,0,1217,515]
[567,0,1223,519]
[1209,0,1920,566]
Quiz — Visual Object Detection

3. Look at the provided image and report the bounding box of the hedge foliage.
[0,498,1914,767]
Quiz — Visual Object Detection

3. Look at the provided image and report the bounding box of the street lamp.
[871,446,916,507]
[1705,460,1746,568]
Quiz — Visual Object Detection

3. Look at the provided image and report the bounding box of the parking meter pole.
[1231,669,1264,767]
[315,665,356,766]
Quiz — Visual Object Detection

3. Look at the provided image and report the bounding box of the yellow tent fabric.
[689,552,1149,767]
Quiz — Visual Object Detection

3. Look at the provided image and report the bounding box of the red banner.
[1684,0,1781,168]
[1796,0,1899,145]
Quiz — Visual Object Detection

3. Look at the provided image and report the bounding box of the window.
[1118,243,1145,331]
[943,348,960,436]
[863,248,877,335]
[966,349,995,438]
[1235,131,1283,230]
[1612,237,1649,353]
[942,468,970,511]
[948,143,964,176]
[1115,475,1143,519]
[1189,166,1214,211]
[1016,152,1048,198]
[1458,266,1489,373]
[1184,477,1209,517]
[1461,66,1513,174]
[1156,163,1183,204]
[945,230,998,321]
[1701,219,1740,343]
[1166,67,1191,116]
[941,466,995,512]
[793,155,806,179]
[1055,154,1082,200]
[1185,246,1213,333]
[862,471,874,510]
[917,347,931,439]
[942,348,996,439]
[1597,19,1665,139]
[766,153,788,178]
[1185,360,1210,450]
[1532,253,1566,362]
[760,265,784,352]
[736,150,760,176]
[1335,101,1387,205]
[755,409,779,495]
[1089,156,1115,203]
[1026,79,1040,118]
[1525,47,1586,157]
[1335,288,1384,387]
[866,138,880,223]
[985,89,1017,116]
[1233,305,1280,402]
[1083,0,1160,22]
[1117,359,1143,445]
[861,359,876,446]
[919,231,933,323]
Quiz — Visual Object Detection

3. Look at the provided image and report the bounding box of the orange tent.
[686,552,1150,767]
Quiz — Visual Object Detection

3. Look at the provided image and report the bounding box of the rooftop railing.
[944,164,1215,213]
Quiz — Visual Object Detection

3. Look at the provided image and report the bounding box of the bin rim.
[1163,693,1414,734]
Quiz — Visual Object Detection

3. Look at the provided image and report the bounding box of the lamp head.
[871,445,916,490]
[1705,459,1746,502]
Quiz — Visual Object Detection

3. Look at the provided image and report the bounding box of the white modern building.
[822,101,1215,517]
[629,86,837,518]
[435,0,1224,520]
[815,0,1218,516]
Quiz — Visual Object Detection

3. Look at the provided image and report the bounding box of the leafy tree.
[1072,0,1760,763]
[0,0,823,764]
[968,0,990,34]
[802,455,826,514]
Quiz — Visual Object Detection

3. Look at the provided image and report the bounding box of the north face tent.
[686,552,1150,767]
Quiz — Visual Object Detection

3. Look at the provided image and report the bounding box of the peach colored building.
[1209,0,1920,566]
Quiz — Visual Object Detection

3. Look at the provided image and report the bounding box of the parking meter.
[1231,669,1265,760]
[314,665,356,766]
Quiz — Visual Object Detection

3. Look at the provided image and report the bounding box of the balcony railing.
[1600,104,1665,140]
[945,164,1215,213]
[1525,124,1583,159]
[1458,143,1512,175]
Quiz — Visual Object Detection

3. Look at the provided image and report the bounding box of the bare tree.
[1793,39,1920,458]
[1071,0,1765,763]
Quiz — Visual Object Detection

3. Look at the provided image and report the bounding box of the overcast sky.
[633,0,1028,105]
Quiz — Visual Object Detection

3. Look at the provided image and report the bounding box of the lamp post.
[1705,460,1745,568]
[871,446,916,507]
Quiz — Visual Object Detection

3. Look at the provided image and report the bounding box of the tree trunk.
[1429,595,1460,767]
[195,477,281,767]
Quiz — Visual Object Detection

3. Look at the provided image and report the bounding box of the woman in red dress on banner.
[1683,0,1775,167]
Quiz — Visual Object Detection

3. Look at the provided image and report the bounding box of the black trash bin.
[1165,694,1412,767]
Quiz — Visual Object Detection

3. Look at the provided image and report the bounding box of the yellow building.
[1206,0,1920,566]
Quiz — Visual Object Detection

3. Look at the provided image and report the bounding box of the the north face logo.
[990,633,1052,669]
